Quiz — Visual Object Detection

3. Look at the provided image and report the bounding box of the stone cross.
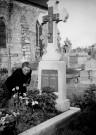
[43,6,59,43]
[38,0,69,60]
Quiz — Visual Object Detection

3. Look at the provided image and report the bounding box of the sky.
[57,0,96,49]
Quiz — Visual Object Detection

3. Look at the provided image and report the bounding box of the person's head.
[22,61,31,75]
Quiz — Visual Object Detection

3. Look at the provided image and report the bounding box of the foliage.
[0,108,18,135]
[0,86,60,134]
[0,77,10,108]
[69,84,96,135]
[71,84,96,111]
[36,86,58,114]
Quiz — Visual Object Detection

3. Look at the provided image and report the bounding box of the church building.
[0,0,48,69]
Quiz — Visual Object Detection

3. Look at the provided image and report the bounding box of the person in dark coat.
[5,61,32,96]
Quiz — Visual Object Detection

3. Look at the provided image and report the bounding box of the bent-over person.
[5,61,32,97]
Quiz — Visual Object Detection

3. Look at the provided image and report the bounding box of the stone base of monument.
[38,60,70,112]
[55,99,70,112]
[19,107,80,135]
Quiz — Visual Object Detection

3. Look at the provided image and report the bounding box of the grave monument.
[38,0,70,111]
[79,50,96,84]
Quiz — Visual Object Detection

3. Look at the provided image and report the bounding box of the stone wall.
[0,0,47,68]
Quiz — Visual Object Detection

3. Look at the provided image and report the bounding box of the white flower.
[35,101,38,104]
[23,93,27,97]
[17,112,20,115]
[19,96,23,99]
[12,112,17,117]
[13,95,16,98]
[1,117,6,125]
[16,86,19,90]
[31,101,38,106]
[5,114,9,117]
[12,112,20,116]
[25,100,29,105]
[12,88,15,91]
[32,101,35,105]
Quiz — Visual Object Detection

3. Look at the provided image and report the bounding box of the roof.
[15,0,48,9]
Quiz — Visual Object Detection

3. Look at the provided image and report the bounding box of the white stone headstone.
[38,0,70,112]
[80,70,89,78]
[85,59,96,71]
[90,70,96,78]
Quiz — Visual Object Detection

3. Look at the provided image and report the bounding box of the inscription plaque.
[41,70,58,92]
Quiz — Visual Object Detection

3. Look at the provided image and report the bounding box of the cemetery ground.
[0,68,96,135]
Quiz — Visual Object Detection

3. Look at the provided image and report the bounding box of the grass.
[66,68,89,104]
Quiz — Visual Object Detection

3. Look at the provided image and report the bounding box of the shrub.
[0,76,10,108]
[0,108,18,135]
[69,84,96,135]
[71,84,96,111]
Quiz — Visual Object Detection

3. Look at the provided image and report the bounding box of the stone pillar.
[38,61,70,112]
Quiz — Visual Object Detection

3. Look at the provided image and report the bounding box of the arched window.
[0,18,6,48]
[36,20,43,58]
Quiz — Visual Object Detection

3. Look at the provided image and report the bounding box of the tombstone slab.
[79,77,92,84]
[92,77,96,84]
[90,70,96,78]
[85,59,96,71]
[80,70,90,78]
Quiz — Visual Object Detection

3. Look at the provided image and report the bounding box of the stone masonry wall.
[0,0,9,68]
[0,0,47,68]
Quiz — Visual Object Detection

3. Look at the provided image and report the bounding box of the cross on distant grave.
[43,6,59,43]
